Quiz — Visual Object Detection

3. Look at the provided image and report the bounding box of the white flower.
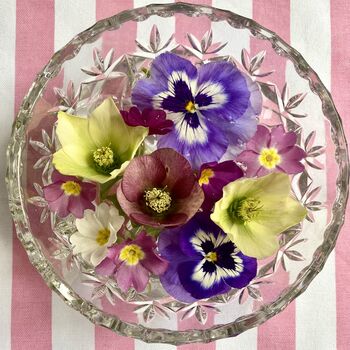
[70,202,124,266]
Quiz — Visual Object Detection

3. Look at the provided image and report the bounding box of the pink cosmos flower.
[121,107,173,135]
[43,171,96,218]
[117,148,204,228]
[237,125,306,177]
[95,231,168,292]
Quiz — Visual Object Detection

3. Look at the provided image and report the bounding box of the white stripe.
[212,1,257,348]
[133,1,177,349]
[212,0,252,59]
[0,0,16,349]
[288,1,335,349]
[52,2,96,349]
[55,0,97,88]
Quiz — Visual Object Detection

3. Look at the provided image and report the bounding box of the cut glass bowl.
[6,2,349,345]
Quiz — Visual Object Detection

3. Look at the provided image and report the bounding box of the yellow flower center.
[205,251,218,263]
[259,147,281,169]
[119,244,145,266]
[96,228,111,246]
[61,181,81,196]
[93,146,114,168]
[198,168,215,186]
[185,101,197,113]
[144,187,172,214]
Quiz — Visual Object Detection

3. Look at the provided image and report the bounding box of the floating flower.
[43,171,96,218]
[237,125,306,177]
[198,161,243,211]
[121,107,173,135]
[117,148,204,228]
[53,97,148,183]
[132,52,262,168]
[70,203,124,266]
[211,173,307,259]
[96,232,168,292]
[158,213,257,301]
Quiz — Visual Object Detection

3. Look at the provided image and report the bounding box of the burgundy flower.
[237,125,306,177]
[117,148,204,228]
[43,171,96,218]
[95,231,168,292]
[121,107,173,135]
[198,161,243,211]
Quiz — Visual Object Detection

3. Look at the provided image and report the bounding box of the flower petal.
[121,154,166,202]
[95,257,116,276]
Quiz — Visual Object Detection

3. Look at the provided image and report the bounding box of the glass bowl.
[6,2,349,345]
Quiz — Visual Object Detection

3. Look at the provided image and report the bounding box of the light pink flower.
[237,125,306,177]
[96,232,168,292]
[43,171,96,218]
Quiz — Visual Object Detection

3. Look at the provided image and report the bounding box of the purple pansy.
[132,52,262,168]
[95,232,168,292]
[117,148,204,228]
[237,125,306,177]
[198,161,243,211]
[121,107,173,135]
[158,213,257,301]
[43,171,96,218]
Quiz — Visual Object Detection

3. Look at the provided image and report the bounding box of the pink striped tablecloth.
[0,0,349,349]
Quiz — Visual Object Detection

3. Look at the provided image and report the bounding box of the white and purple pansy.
[132,52,262,168]
[158,212,257,301]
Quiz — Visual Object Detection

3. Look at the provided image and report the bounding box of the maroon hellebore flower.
[117,148,204,228]
[121,107,173,135]
[95,231,168,292]
[43,171,96,218]
[198,161,243,211]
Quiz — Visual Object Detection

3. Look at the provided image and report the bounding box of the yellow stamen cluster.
[259,147,281,169]
[119,244,145,266]
[96,228,111,246]
[185,100,197,113]
[93,146,114,168]
[61,181,81,196]
[205,251,218,263]
[144,187,172,214]
[236,198,262,223]
[198,168,215,186]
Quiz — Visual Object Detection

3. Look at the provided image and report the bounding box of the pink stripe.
[331,1,350,349]
[251,2,295,349]
[95,1,137,349]
[174,1,216,349]
[12,1,54,350]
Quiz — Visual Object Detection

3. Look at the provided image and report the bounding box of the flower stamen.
[144,187,172,213]
[93,146,115,168]
[61,181,81,196]
[259,147,281,169]
[119,244,145,265]
[205,251,218,263]
[96,228,111,246]
[185,100,197,113]
[198,168,215,186]
[230,198,262,223]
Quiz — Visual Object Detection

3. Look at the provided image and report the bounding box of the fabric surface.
[0,0,349,349]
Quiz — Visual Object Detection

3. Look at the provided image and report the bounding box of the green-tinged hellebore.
[53,97,148,184]
[211,173,307,259]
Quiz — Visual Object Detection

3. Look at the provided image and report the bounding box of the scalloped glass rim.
[6,2,349,344]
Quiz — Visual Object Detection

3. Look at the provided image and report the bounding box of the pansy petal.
[159,260,198,303]
[178,260,231,299]
[197,62,251,120]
